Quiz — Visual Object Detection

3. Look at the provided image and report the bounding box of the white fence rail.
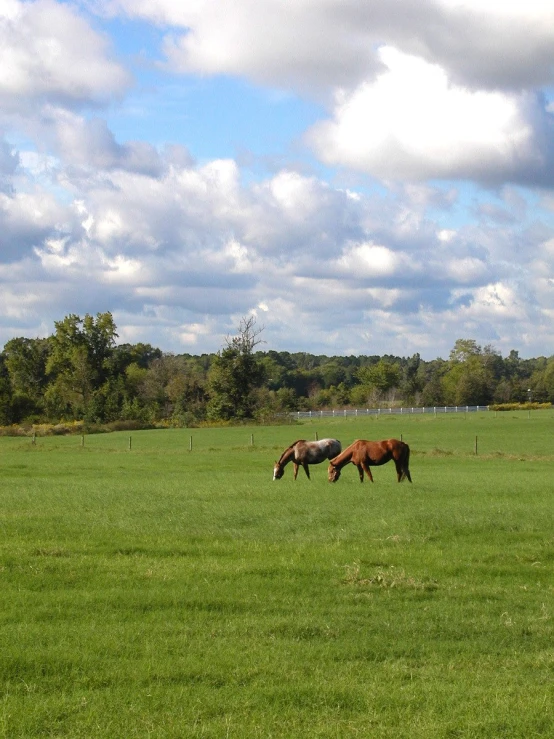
[291,405,490,420]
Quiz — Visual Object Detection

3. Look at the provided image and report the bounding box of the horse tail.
[400,442,411,482]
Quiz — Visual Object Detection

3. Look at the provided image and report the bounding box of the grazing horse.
[327,439,412,483]
[273,438,342,480]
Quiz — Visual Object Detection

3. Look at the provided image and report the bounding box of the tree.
[45,312,118,419]
[356,359,401,396]
[401,353,422,400]
[0,354,13,425]
[442,340,496,406]
[3,337,50,401]
[3,336,50,420]
[449,339,482,363]
[207,316,266,420]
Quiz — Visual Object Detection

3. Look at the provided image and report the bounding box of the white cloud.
[1,127,552,357]
[337,242,399,279]
[445,257,488,283]
[48,109,162,175]
[0,0,130,114]
[308,46,550,183]
[95,0,554,92]
[1,1,554,360]
[457,283,525,321]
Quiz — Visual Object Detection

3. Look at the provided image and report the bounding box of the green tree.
[0,354,13,425]
[449,339,482,363]
[3,337,50,401]
[3,336,50,420]
[207,316,266,421]
[356,359,401,395]
[401,353,422,400]
[45,312,118,419]
[442,340,496,406]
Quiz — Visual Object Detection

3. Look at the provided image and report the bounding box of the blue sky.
[1,0,554,360]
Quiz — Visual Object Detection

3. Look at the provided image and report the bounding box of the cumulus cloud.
[87,0,554,186]
[0,0,130,115]
[96,0,554,92]
[307,46,554,184]
[45,109,163,176]
[0,138,19,193]
[1,141,546,356]
[1,0,554,359]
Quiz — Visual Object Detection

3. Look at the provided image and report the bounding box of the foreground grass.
[1,413,553,737]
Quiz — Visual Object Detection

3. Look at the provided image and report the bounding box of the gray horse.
[273,438,342,480]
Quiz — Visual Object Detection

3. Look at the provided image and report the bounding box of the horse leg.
[361,462,374,482]
[402,447,412,482]
[396,457,412,482]
[293,463,299,480]
[356,464,364,482]
[395,461,403,482]
[303,463,311,480]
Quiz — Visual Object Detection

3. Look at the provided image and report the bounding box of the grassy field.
[1,411,553,737]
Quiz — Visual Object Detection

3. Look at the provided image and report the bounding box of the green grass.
[1,412,554,737]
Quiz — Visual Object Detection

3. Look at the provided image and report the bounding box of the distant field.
[1,411,553,737]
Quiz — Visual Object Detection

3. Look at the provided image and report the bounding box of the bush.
[489,402,551,411]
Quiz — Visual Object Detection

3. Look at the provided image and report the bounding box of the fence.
[291,405,490,420]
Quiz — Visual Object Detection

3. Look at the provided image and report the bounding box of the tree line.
[0,312,551,427]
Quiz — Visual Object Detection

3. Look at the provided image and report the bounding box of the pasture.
[1,411,553,737]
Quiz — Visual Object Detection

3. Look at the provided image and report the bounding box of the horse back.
[320,438,342,458]
[353,438,408,465]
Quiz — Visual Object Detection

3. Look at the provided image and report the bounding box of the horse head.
[273,461,284,480]
[327,463,341,483]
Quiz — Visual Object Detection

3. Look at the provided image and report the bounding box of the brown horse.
[327,439,411,483]
[273,438,342,480]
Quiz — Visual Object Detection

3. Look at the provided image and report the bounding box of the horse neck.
[331,448,353,469]
[278,447,295,467]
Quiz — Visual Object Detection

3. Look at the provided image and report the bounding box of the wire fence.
[291,405,490,420]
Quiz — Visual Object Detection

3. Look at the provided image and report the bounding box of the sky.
[1,0,554,360]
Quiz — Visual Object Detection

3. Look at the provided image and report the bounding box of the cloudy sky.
[1,0,554,359]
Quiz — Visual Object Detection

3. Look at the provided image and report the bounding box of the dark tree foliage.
[0,319,549,426]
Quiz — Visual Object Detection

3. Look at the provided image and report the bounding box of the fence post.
[129,436,132,451]
[189,435,193,452]
[475,435,478,455]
